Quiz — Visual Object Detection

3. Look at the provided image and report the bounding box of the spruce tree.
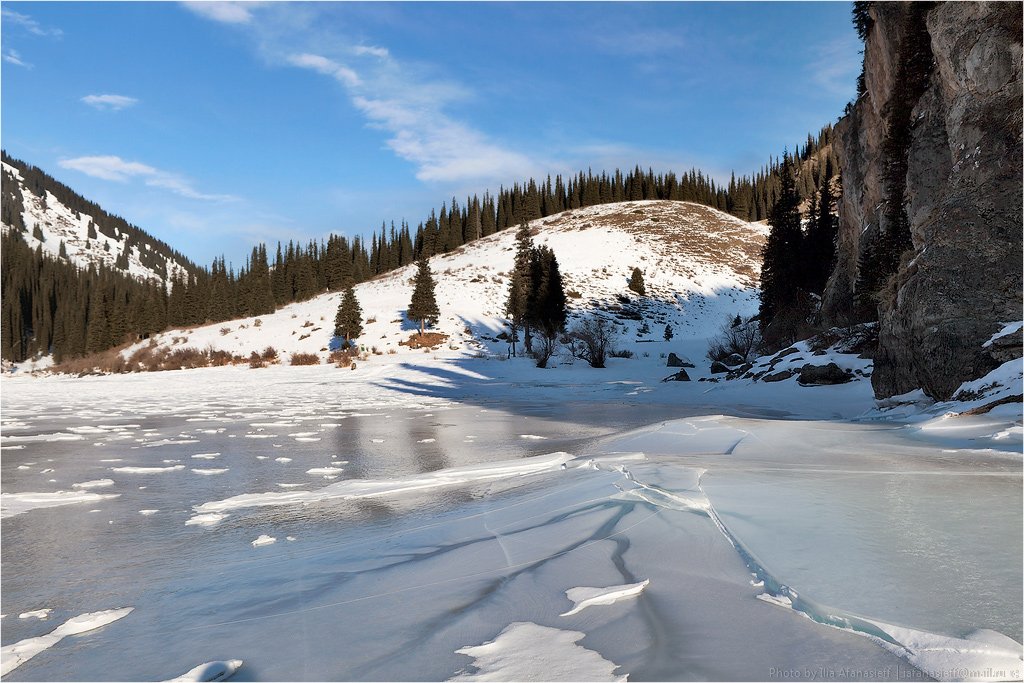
[758,155,805,331]
[526,245,567,367]
[407,257,439,335]
[628,267,646,296]
[663,323,673,341]
[334,284,363,344]
[505,222,533,355]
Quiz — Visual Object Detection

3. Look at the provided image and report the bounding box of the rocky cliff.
[822,1,1022,400]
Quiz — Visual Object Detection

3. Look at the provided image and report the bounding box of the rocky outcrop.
[822,2,1022,400]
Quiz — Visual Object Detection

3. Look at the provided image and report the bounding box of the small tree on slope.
[407,257,439,335]
[628,267,646,296]
[334,284,363,345]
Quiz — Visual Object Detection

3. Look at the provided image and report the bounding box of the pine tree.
[505,222,533,355]
[334,284,363,344]
[628,267,646,296]
[663,323,674,341]
[407,257,439,335]
[758,155,805,330]
[526,245,567,367]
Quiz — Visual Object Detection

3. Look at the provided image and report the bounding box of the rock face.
[797,363,852,386]
[821,2,1022,400]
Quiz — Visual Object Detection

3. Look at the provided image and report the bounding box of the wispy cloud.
[180,1,253,25]
[286,53,361,88]
[3,49,31,68]
[1,9,63,38]
[81,94,139,111]
[187,4,548,187]
[58,155,238,202]
[352,45,388,59]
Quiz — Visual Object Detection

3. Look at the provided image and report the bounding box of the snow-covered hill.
[124,200,767,366]
[1,159,193,285]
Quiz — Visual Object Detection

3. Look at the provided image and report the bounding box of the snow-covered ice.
[0,607,133,676]
[161,659,243,682]
[560,579,650,616]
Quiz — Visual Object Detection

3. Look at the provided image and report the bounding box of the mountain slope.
[123,200,767,366]
[1,153,197,285]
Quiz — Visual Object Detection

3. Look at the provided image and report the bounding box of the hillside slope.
[1,155,196,285]
[123,201,767,366]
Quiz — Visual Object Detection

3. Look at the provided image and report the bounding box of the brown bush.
[289,352,320,366]
[399,332,448,350]
[328,348,356,367]
[261,346,278,361]
[249,351,266,369]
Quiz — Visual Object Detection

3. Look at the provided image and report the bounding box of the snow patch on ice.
[251,534,276,547]
[451,622,626,681]
[111,465,185,474]
[161,659,243,682]
[1,490,120,518]
[0,607,133,676]
[72,479,115,489]
[18,609,52,620]
[560,579,650,616]
[191,468,228,475]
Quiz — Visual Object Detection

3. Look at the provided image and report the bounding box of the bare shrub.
[609,348,634,359]
[566,316,616,368]
[329,348,357,367]
[163,347,209,370]
[249,351,266,369]
[261,346,278,362]
[253,318,262,328]
[219,327,231,336]
[289,352,320,366]
[706,316,763,363]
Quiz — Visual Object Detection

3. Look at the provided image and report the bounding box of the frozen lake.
[1,363,1021,681]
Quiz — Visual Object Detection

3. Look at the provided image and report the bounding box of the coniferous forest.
[1,124,839,364]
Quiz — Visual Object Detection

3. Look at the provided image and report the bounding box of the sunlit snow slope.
[1,160,192,285]
[127,201,768,363]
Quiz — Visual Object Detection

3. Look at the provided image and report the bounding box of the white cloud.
[3,49,30,68]
[352,45,388,59]
[180,1,253,24]
[58,155,237,202]
[1,9,63,38]
[81,94,139,111]
[286,53,361,88]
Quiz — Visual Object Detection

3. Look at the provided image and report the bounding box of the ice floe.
[71,479,116,489]
[251,534,276,547]
[191,468,229,475]
[185,513,227,527]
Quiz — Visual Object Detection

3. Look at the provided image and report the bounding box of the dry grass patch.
[399,332,449,350]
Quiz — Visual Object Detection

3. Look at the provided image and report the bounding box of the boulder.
[666,352,694,368]
[723,353,746,367]
[710,361,730,374]
[763,368,797,383]
[797,363,852,386]
[661,370,691,382]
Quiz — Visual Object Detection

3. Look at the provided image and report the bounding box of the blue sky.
[2,2,860,267]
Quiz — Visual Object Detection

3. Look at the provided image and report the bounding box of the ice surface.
[18,609,52,620]
[0,607,133,676]
[161,659,243,682]
[451,622,626,681]
[111,465,185,474]
[560,579,650,616]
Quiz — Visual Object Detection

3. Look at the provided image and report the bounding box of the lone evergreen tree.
[505,222,533,355]
[628,267,646,296]
[407,257,439,335]
[663,323,674,341]
[334,284,363,345]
